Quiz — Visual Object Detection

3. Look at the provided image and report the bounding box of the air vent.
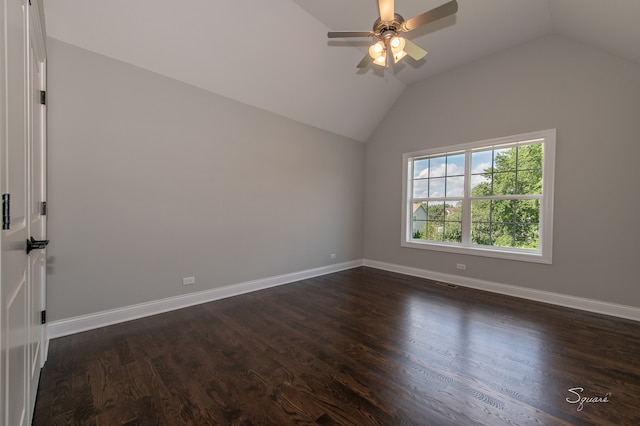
[434,281,458,289]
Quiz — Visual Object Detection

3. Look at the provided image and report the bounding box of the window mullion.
[461,150,471,246]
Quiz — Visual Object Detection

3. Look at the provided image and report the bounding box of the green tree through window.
[470,144,543,249]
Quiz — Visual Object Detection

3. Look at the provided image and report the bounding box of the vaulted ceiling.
[43,0,640,142]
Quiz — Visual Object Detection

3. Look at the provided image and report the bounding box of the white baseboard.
[364,259,640,322]
[46,260,364,340]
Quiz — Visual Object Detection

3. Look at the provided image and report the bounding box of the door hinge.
[40,90,46,105]
[40,201,47,215]
[2,193,9,230]
[40,310,46,325]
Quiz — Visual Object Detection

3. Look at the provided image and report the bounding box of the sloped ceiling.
[43,0,640,142]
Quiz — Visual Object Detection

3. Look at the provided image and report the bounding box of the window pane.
[517,169,542,195]
[515,199,539,224]
[412,220,427,240]
[411,202,428,240]
[447,153,465,176]
[494,147,516,171]
[444,221,462,243]
[471,199,491,222]
[516,224,539,249]
[413,179,429,198]
[471,222,491,245]
[445,203,462,220]
[471,151,490,196]
[446,176,464,197]
[427,201,445,221]
[429,156,446,177]
[427,221,445,241]
[492,224,516,248]
[413,158,429,179]
[516,144,542,195]
[492,172,516,195]
[429,177,445,198]
[472,150,492,174]
[491,199,515,222]
[517,144,543,170]
[470,173,491,196]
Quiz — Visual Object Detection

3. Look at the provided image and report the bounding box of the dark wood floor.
[33,267,640,425]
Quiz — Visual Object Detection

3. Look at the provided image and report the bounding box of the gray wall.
[364,34,640,307]
[47,39,364,321]
[48,33,640,322]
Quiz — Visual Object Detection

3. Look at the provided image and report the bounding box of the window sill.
[401,239,552,264]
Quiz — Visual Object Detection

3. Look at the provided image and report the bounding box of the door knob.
[26,236,49,254]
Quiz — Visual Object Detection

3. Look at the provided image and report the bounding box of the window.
[402,129,555,263]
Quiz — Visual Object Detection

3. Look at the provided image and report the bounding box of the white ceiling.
[43,0,640,142]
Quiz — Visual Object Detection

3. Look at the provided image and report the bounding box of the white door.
[27,24,47,415]
[1,0,30,424]
[1,0,46,424]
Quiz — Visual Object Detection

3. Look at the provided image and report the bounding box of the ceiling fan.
[328,0,458,68]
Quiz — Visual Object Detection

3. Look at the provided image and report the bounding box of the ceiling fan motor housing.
[373,13,405,38]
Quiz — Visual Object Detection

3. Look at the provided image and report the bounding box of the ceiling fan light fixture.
[369,36,407,67]
[390,36,406,63]
[373,56,387,66]
[390,36,404,50]
[369,40,388,66]
[369,41,385,58]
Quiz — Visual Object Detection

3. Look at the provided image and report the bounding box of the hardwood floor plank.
[33,267,640,425]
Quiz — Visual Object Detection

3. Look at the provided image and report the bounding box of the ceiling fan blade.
[357,53,374,69]
[378,0,395,22]
[328,31,373,38]
[402,0,458,32]
[403,39,427,61]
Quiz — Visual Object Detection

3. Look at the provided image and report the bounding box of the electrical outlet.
[456,264,466,270]
[182,276,195,286]
[330,253,336,259]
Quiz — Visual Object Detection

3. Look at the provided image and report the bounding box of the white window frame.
[401,129,556,264]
